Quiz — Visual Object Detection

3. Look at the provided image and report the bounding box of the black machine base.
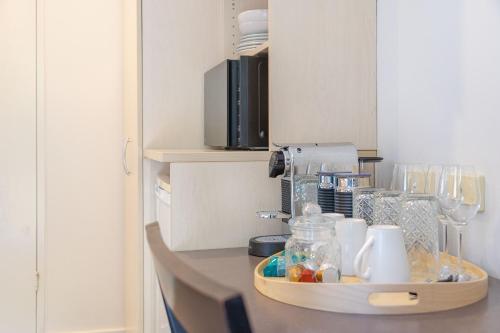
[248,234,291,257]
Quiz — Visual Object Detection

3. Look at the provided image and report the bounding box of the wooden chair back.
[145,222,252,333]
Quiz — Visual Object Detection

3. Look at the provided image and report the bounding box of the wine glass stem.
[442,222,448,254]
[456,226,465,275]
[440,219,452,277]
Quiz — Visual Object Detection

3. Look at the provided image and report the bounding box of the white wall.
[0,1,37,332]
[378,0,500,278]
[41,0,125,332]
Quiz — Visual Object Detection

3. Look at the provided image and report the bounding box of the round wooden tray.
[254,255,488,314]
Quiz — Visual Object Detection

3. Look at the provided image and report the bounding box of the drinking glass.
[399,194,440,282]
[437,165,463,280]
[425,165,454,279]
[437,166,463,216]
[334,173,371,218]
[294,174,319,216]
[373,190,403,226]
[353,188,383,226]
[446,166,481,281]
[391,164,428,194]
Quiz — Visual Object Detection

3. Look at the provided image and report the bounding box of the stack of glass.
[354,163,482,282]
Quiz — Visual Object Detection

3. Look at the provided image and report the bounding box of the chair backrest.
[146,222,252,333]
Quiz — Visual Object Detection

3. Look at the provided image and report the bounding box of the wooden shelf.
[238,41,269,57]
[144,149,272,163]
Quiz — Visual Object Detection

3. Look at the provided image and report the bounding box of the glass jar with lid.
[285,203,342,283]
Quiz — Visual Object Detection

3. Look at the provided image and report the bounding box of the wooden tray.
[254,255,488,314]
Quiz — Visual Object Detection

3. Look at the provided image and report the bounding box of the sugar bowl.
[285,204,342,283]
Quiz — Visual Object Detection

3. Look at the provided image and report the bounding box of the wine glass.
[448,166,481,281]
[425,165,454,280]
[391,163,428,193]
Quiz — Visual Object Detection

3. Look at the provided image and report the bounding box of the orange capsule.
[287,264,304,282]
[299,269,316,283]
[315,269,324,282]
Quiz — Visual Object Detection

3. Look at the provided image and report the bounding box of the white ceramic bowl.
[238,9,268,24]
[239,20,268,36]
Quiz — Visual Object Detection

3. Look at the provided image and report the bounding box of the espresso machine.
[249,143,360,256]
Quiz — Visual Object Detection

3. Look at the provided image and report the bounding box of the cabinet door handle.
[122,138,132,175]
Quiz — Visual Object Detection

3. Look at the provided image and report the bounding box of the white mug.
[322,213,345,221]
[354,225,410,283]
[335,218,367,276]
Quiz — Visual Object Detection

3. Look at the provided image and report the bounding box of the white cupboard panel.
[143,0,226,149]
[269,0,377,149]
[169,162,284,251]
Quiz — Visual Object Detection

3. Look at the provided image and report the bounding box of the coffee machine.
[249,143,359,256]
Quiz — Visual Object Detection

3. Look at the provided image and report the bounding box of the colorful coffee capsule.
[263,263,277,277]
[319,263,334,271]
[316,267,340,283]
[291,253,307,264]
[276,257,286,276]
[287,264,304,282]
[299,269,317,283]
[263,256,286,277]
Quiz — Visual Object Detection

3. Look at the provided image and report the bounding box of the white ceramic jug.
[354,225,410,283]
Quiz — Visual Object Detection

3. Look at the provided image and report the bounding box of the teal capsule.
[291,253,306,265]
[276,256,286,276]
[263,256,286,277]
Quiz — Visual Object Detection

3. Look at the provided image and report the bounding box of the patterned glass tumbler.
[353,188,383,226]
[399,194,440,282]
[373,190,403,226]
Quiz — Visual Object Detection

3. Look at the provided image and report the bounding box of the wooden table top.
[177,247,500,333]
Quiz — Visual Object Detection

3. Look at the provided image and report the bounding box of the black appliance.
[204,56,268,149]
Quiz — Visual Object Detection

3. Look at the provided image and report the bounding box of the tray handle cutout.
[368,291,419,307]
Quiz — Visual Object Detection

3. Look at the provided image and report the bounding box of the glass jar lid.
[288,203,337,232]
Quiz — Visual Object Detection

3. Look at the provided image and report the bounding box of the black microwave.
[204,56,268,149]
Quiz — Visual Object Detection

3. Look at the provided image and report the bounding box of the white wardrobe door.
[42,0,125,331]
[0,0,37,332]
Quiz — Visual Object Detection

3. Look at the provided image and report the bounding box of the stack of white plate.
[236,9,268,54]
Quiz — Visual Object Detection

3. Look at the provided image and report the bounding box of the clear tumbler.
[399,194,440,282]
[353,188,383,226]
[372,190,403,226]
